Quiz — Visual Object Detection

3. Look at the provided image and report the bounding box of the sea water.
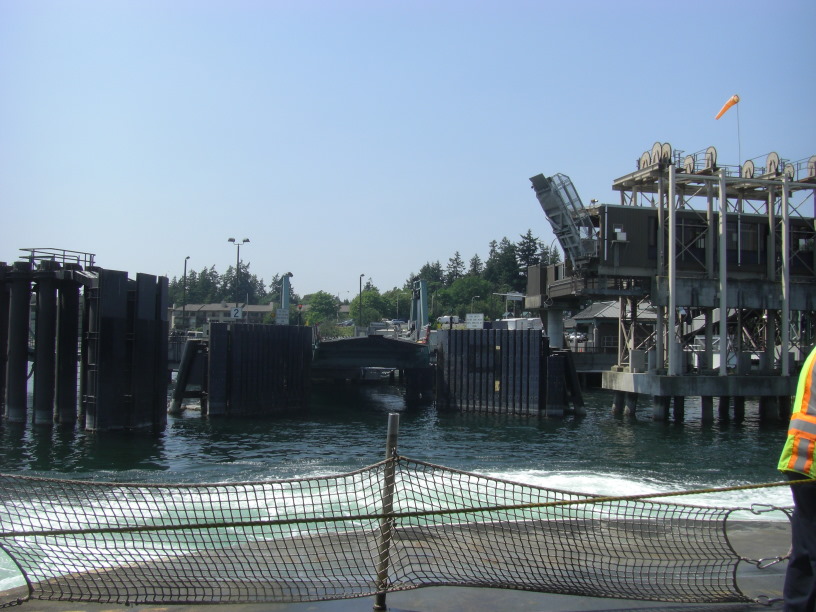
[0,385,794,591]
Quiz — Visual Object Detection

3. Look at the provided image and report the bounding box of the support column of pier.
[652,396,670,421]
[718,171,729,376]
[718,396,730,422]
[667,164,680,376]
[779,395,792,421]
[701,396,714,423]
[5,262,32,422]
[55,272,81,424]
[612,390,625,416]
[33,262,60,424]
[704,183,715,373]
[758,396,780,423]
[733,397,745,423]
[673,396,685,421]
[623,392,638,418]
[655,175,665,372]
[780,177,790,377]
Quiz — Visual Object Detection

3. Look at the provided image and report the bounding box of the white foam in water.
[482,469,793,521]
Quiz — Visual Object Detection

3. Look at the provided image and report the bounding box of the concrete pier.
[603,370,797,423]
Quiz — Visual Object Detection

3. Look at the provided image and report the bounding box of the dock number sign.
[231,307,243,319]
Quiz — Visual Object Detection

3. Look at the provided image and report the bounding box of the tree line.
[168,229,560,330]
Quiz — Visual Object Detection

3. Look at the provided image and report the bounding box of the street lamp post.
[359,273,365,329]
[228,237,250,307]
[470,295,480,313]
[182,255,190,329]
[545,237,559,265]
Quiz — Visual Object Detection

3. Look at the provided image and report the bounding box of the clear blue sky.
[2,0,814,299]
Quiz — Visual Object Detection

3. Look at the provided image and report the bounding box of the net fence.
[0,457,779,606]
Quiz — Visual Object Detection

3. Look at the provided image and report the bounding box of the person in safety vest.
[778,345,816,611]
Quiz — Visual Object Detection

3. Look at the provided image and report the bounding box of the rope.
[1,464,799,539]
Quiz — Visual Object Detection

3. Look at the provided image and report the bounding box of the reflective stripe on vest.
[801,351,816,417]
[787,412,816,474]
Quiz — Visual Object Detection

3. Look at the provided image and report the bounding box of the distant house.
[564,300,656,353]
[170,302,278,329]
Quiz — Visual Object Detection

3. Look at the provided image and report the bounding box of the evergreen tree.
[487,240,498,260]
[515,229,542,290]
[484,237,521,291]
[467,253,483,277]
[411,261,445,294]
[516,229,542,270]
[445,251,465,286]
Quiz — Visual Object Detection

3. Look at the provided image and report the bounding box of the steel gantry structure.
[527,145,816,420]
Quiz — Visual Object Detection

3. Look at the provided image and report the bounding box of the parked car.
[565,331,587,342]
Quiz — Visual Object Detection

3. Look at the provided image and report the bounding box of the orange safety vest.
[779,346,816,477]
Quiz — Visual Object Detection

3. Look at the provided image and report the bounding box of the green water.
[0,385,791,506]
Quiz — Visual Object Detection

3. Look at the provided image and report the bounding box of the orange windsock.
[715,94,740,120]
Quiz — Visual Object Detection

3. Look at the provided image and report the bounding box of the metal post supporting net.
[0,458,773,606]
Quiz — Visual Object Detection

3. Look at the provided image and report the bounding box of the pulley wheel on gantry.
[766,152,780,175]
[705,146,717,170]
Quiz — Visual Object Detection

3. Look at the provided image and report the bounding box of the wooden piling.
[5,262,32,422]
[0,264,9,417]
[33,262,59,423]
[55,273,81,424]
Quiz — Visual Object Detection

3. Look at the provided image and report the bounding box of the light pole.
[545,237,559,264]
[470,295,480,313]
[359,273,364,328]
[228,237,250,307]
[182,255,190,329]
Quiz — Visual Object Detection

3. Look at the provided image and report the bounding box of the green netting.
[0,458,761,605]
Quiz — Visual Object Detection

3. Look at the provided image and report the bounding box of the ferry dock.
[525,145,815,422]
